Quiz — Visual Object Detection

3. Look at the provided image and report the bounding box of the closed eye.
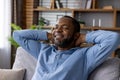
[62,25,69,30]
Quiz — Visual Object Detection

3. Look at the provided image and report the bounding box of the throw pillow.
[0,68,25,80]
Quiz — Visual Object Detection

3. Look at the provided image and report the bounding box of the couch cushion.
[12,47,37,80]
[88,57,120,80]
[0,68,25,80]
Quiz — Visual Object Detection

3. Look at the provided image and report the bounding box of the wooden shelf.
[39,26,120,31]
[24,0,120,57]
[26,0,120,29]
[34,8,115,12]
[34,8,73,12]
[74,9,114,12]
[81,27,120,31]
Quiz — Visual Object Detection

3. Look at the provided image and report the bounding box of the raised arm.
[13,29,49,59]
[85,30,120,71]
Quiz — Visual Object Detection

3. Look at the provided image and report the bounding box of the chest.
[39,48,87,71]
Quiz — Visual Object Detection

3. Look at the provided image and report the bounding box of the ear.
[74,32,80,40]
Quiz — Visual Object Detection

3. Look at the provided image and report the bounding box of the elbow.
[13,31,17,39]
[111,32,120,47]
[12,30,20,41]
[113,32,120,42]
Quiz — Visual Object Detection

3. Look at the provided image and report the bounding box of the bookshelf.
[25,0,120,57]
[25,0,120,29]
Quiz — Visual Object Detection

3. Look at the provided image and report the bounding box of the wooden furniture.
[25,0,120,57]
[25,0,120,29]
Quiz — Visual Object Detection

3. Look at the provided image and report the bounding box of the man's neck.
[57,42,75,50]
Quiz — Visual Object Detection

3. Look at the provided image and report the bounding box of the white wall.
[0,0,11,68]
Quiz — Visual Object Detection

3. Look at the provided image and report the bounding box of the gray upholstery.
[12,47,120,80]
[88,57,120,80]
[12,47,37,80]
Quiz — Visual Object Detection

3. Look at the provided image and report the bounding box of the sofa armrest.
[88,57,120,80]
[12,47,37,80]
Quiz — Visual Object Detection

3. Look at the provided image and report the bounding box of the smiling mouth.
[55,35,62,38]
[54,33,63,39]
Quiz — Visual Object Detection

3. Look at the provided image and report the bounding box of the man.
[13,16,120,80]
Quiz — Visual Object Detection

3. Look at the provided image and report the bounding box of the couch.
[12,47,120,80]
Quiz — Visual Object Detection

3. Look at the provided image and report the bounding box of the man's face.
[52,17,75,48]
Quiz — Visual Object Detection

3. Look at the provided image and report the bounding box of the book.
[67,0,87,9]
[55,0,60,9]
[86,0,92,9]
[81,0,87,9]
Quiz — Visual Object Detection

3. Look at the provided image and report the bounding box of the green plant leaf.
[38,17,45,26]
[11,23,22,30]
[30,25,37,29]
[8,37,19,48]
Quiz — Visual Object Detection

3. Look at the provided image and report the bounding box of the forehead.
[57,17,73,24]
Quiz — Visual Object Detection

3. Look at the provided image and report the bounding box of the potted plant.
[79,20,86,28]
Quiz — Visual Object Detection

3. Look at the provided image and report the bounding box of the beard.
[54,36,74,48]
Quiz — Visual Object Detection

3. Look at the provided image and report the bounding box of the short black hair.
[62,16,80,33]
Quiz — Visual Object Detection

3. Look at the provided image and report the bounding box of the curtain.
[0,0,11,68]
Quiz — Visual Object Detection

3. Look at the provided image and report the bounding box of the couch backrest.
[12,47,37,80]
[88,57,120,80]
[12,47,120,80]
